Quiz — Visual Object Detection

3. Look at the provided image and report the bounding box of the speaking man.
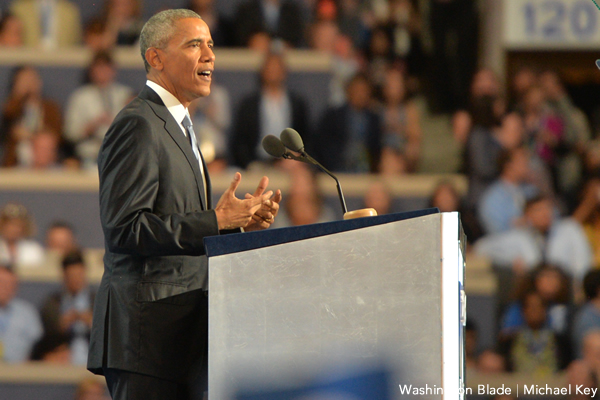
[87,9,281,400]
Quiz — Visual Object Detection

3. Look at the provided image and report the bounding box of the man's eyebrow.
[186,38,214,46]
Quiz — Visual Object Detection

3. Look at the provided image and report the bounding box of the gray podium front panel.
[209,214,445,400]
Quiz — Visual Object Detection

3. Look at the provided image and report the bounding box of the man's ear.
[145,48,163,71]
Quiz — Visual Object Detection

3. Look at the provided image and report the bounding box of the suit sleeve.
[99,113,219,257]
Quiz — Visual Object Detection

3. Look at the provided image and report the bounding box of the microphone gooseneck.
[278,128,348,215]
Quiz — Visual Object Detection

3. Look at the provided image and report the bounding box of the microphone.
[278,128,348,215]
[261,135,310,163]
[262,135,286,158]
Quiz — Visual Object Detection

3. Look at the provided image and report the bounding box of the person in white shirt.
[64,50,132,169]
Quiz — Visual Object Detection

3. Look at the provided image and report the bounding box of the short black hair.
[61,250,84,270]
[583,270,600,300]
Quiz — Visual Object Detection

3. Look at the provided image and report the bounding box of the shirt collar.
[146,80,188,127]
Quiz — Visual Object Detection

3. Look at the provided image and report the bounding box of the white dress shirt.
[146,80,208,203]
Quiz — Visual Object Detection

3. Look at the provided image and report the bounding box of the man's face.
[157,18,215,105]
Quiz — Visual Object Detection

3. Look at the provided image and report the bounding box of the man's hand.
[244,176,282,232]
[214,173,273,230]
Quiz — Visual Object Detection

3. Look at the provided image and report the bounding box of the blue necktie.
[182,115,208,206]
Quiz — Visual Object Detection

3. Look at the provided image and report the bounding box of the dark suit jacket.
[233,0,305,47]
[313,104,382,173]
[87,86,225,383]
[229,91,309,169]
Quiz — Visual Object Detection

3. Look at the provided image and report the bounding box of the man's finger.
[253,176,269,197]
[272,189,282,204]
[226,172,242,195]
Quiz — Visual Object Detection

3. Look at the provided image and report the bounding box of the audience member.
[463,96,503,211]
[539,70,591,203]
[64,50,133,169]
[501,265,572,337]
[29,128,60,169]
[0,203,44,268]
[0,266,43,362]
[45,221,77,258]
[522,85,564,178]
[186,0,232,47]
[271,167,336,227]
[30,332,71,363]
[229,52,309,169]
[233,0,306,48]
[567,331,600,400]
[309,20,360,106]
[39,250,94,365]
[510,66,538,113]
[573,179,600,266]
[476,196,592,281]
[314,73,382,173]
[1,65,63,167]
[477,147,537,234]
[572,270,600,359]
[363,180,393,216]
[88,0,143,49]
[188,81,231,173]
[0,12,23,47]
[10,0,82,48]
[498,290,569,375]
[378,67,421,174]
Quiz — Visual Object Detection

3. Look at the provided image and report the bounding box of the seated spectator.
[0,203,44,268]
[522,85,564,177]
[313,73,382,173]
[378,67,421,174]
[0,266,43,362]
[64,50,133,169]
[1,65,63,167]
[189,81,231,173]
[10,0,82,48]
[86,0,143,49]
[229,52,309,169]
[0,12,23,47]
[30,333,71,363]
[29,128,60,170]
[540,70,591,206]
[501,265,572,337]
[45,221,78,259]
[233,0,305,48]
[309,20,360,107]
[498,290,569,375]
[187,0,232,47]
[574,179,600,267]
[476,196,592,281]
[462,96,502,211]
[477,146,538,234]
[39,250,95,365]
[271,167,336,227]
[510,66,538,114]
[363,180,393,216]
[567,331,600,400]
[572,270,600,359]
[74,377,110,400]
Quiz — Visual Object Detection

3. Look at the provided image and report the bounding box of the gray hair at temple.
[139,9,202,73]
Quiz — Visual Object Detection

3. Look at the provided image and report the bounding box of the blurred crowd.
[0,0,600,395]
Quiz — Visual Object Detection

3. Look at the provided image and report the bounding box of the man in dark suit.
[230,52,309,170]
[86,9,281,400]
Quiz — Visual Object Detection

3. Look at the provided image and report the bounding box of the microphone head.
[280,128,304,152]
[262,135,286,158]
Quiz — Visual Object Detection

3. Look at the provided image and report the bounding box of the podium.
[204,209,466,400]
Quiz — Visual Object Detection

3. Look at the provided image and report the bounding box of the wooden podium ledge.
[0,169,468,198]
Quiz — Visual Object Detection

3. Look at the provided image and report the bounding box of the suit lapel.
[140,87,208,210]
